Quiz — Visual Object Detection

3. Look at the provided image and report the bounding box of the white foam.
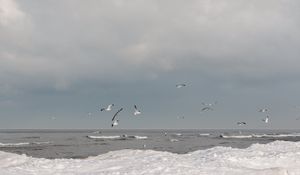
[0,141,51,147]
[199,133,211,136]
[87,135,148,140]
[134,136,148,140]
[87,135,121,139]
[221,133,300,139]
[0,141,300,175]
[0,142,30,147]
[32,141,51,145]
[170,138,179,142]
[220,135,253,139]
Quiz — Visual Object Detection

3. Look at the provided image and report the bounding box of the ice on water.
[0,140,300,175]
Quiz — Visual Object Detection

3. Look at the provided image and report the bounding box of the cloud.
[0,0,25,26]
[1,0,300,93]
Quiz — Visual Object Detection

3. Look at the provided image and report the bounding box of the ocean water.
[1,129,300,174]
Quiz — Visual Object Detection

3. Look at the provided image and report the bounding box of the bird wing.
[134,105,137,110]
[112,108,123,121]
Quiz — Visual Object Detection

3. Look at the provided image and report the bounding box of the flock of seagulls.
[97,104,142,127]
[237,108,271,127]
[93,83,277,128]
[259,108,270,124]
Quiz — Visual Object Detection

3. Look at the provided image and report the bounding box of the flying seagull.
[201,106,213,112]
[133,105,141,116]
[112,108,123,121]
[111,120,119,127]
[258,108,268,113]
[262,116,269,123]
[202,101,218,106]
[101,104,114,111]
[237,122,246,126]
[176,83,187,88]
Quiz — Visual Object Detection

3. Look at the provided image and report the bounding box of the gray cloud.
[0,0,299,91]
[1,0,300,128]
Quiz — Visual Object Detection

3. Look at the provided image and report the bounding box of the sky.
[1,0,300,129]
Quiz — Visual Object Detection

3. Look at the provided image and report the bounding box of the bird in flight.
[262,116,269,123]
[112,108,123,121]
[101,104,114,111]
[133,105,141,116]
[202,101,218,106]
[237,122,246,126]
[111,108,123,127]
[201,106,213,112]
[176,83,187,88]
[111,120,119,127]
[258,108,268,113]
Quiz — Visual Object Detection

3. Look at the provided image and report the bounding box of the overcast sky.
[1,0,300,129]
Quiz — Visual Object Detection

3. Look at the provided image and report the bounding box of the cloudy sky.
[1,0,300,129]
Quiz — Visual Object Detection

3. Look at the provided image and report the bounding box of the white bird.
[101,104,114,111]
[201,106,213,112]
[258,108,268,113]
[237,122,246,126]
[262,116,269,123]
[111,120,119,127]
[111,108,123,127]
[176,83,187,88]
[133,105,141,116]
[202,101,218,106]
[87,112,92,117]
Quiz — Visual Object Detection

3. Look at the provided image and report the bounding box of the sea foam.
[0,141,299,175]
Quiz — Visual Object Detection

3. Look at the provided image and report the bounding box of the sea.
[1,129,300,175]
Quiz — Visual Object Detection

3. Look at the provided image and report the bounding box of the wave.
[0,141,51,147]
[0,141,299,174]
[220,133,300,139]
[0,142,30,147]
[87,135,148,140]
[199,133,211,136]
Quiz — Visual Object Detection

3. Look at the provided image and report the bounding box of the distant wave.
[0,141,51,147]
[0,142,30,147]
[32,141,51,145]
[199,133,211,136]
[87,135,148,140]
[0,141,299,174]
[87,135,121,139]
[220,133,300,139]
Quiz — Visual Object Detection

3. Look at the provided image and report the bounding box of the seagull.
[111,120,119,127]
[202,101,218,106]
[133,105,141,116]
[262,116,269,123]
[112,108,123,121]
[201,106,213,112]
[258,108,268,113]
[176,83,187,88]
[237,122,246,126]
[101,104,114,111]
[87,112,92,117]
